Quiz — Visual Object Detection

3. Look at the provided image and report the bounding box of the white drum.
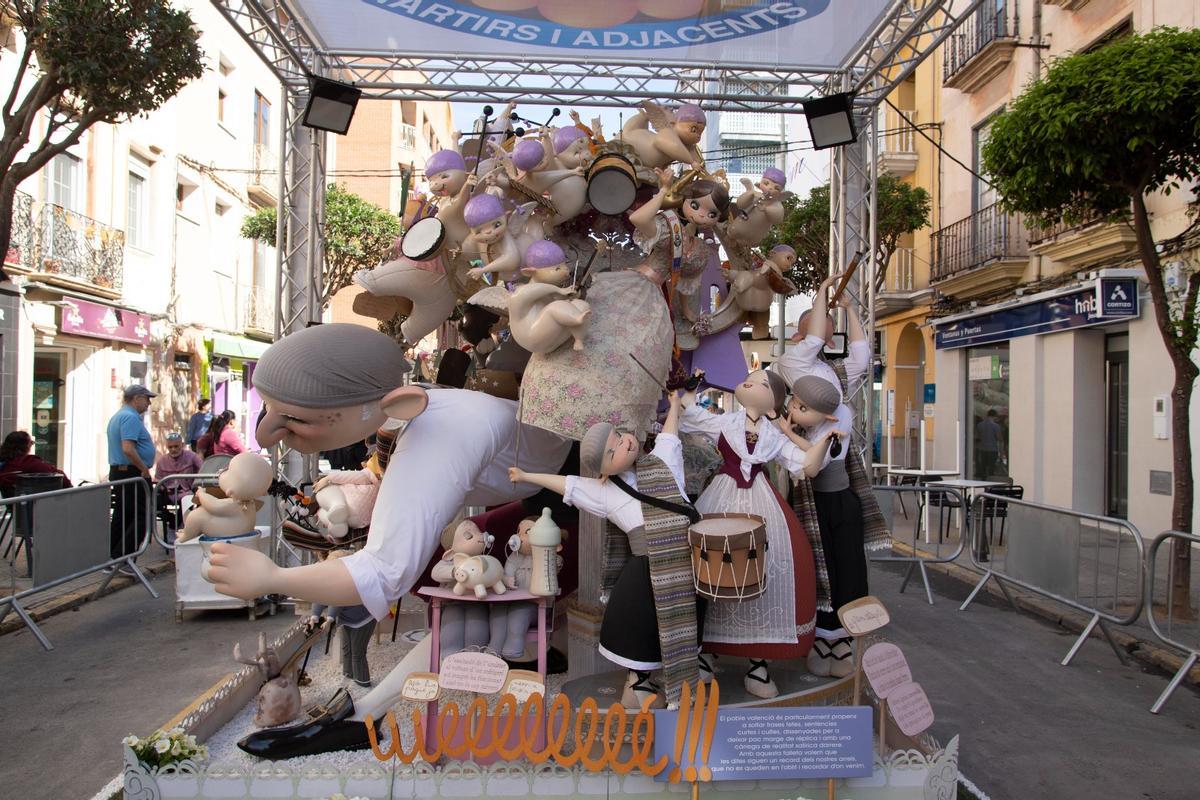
[586,152,638,216]
[400,217,447,262]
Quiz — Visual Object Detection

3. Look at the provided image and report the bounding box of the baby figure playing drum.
[506,240,592,354]
[509,391,702,710]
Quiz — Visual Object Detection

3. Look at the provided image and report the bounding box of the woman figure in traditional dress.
[629,167,731,343]
[680,369,819,699]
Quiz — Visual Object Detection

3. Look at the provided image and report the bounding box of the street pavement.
[874,561,1200,800]
[0,570,294,800]
[1,560,1197,799]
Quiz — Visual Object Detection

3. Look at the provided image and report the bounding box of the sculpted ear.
[380,386,428,421]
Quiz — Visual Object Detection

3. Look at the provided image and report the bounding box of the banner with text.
[293,0,890,68]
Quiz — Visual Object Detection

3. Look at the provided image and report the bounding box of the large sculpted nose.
[255,408,289,448]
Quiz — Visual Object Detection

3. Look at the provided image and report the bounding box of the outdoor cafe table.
[887,468,961,543]
[928,479,1009,556]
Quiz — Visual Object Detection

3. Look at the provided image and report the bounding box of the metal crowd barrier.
[959,493,1145,669]
[869,484,967,605]
[0,477,157,650]
[1145,531,1200,714]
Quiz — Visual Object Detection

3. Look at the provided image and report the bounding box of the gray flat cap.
[580,421,616,475]
[254,323,410,408]
[791,375,840,416]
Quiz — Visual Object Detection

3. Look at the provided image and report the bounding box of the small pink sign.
[838,598,890,636]
[439,651,509,694]
[862,643,912,699]
[888,682,934,737]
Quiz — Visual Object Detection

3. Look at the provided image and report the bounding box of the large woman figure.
[680,370,818,699]
[519,168,728,440]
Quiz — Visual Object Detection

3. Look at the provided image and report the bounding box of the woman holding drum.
[680,369,820,700]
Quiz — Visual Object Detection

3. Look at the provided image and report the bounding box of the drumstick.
[828,251,863,307]
[628,353,668,394]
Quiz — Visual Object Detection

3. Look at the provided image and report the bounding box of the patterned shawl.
[601,454,699,705]
[829,360,891,551]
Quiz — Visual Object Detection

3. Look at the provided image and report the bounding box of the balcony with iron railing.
[931,203,1029,299]
[943,4,1019,93]
[248,143,276,206]
[5,191,124,296]
[400,123,418,151]
[240,283,275,335]
[875,247,924,318]
[877,107,917,175]
[1027,209,1137,271]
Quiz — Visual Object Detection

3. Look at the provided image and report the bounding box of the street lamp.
[801,92,858,150]
[301,77,362,135]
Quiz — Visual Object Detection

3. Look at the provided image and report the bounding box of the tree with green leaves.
[0,0,204,279]
[761,175,931,296]
[241,183,401,306]
[982,26,1200,614]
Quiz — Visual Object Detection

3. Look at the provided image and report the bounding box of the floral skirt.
[520,270,672,441]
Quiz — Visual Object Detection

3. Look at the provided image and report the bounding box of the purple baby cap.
[426,150,466,174]
[553,125,588,154]
[512,139,547,171]
[674,103,706,124]
[464,193,507,227]
[523,239,566,270]
[770,244,796,257]
[762,167,787,186]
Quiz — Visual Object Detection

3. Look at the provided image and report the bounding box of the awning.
[210,332,272,360]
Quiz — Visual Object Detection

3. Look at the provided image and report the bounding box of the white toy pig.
[451,553,507,598]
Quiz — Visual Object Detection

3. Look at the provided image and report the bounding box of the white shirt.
[561,433,686,533]
[804,403,853,473]
[679,405,806,480]
[340,389,571,620]
[772,335,871,404]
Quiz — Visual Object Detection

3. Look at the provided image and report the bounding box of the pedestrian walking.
[154,431,202,540]
[108,385,156,564]
[185,398,212,450]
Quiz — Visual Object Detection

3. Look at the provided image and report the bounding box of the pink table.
[417,586,553,754]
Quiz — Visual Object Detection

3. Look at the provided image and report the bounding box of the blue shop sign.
[935,279,1139,350]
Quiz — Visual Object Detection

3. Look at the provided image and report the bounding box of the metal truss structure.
[209,0,985,514]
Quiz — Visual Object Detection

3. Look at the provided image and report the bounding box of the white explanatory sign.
[861,643,911,699]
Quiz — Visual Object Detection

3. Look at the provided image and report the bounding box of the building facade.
[924,0,1200,537]
[327,97,455,329]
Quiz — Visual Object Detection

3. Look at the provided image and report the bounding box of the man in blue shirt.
[108,384,157,563]
[185,397,212,450]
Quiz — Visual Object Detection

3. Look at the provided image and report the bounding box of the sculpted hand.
[654,166,675,188]
[207,542,278,600]
[312,475,332,493]
[508,467,527,484]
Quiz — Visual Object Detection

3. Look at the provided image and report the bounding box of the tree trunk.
[0,179,16,281]
[1131,193,1196,619]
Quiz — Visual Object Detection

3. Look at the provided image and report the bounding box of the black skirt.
[813,487,868,637]
[600,555,662,669]
[599,555,706,671]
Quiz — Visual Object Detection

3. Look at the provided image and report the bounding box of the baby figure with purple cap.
[727,166,793,248]
[462,193,539,283]
[621,100,706,170]
[424,149,477,251]
[490,134,588,224]
[507,239,591,354]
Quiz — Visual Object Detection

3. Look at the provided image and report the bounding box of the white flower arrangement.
[124,727,209,769]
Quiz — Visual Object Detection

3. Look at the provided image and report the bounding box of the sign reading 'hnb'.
[935,278,1140,350]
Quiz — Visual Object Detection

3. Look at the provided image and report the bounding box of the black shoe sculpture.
[238,689,379,760]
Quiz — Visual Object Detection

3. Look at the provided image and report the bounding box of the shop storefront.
[24,294,153,481]
[206,332,270,451]
[930,271,1158,526]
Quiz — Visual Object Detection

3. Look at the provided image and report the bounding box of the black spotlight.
[801,92,858,150]
[302,76,362,136]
